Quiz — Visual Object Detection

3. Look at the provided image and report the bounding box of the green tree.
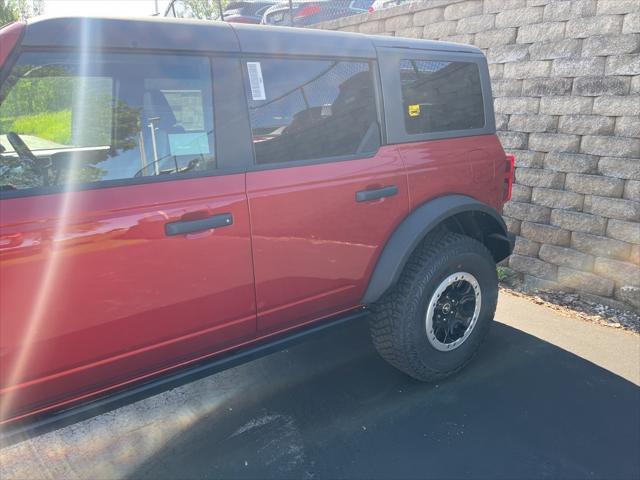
[31,0,43,15]
[168,0,227,20]
[0,0,19,26]
[1,0,44,25]
[17,0,44,19]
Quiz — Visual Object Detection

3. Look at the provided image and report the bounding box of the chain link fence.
[164,0,415,27]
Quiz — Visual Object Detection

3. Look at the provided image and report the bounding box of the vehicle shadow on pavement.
[130,320,640,480]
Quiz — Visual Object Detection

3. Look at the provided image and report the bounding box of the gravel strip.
[500,285,640,334]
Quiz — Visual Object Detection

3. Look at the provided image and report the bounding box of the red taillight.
[295,4,321,18]
[368,6,375,12]
[503,154,515,202]
[0,22,25,69]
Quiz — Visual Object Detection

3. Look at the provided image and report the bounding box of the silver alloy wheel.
[425,272,482,352]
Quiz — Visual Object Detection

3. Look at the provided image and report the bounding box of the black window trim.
[247,149,382,172]
[0,165,248,200]
[0,47,238,200]
[376,47,495,145]
[238,54,385,172]
[0,49,388,200]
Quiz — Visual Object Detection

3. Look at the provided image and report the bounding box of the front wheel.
[369,231,498,381]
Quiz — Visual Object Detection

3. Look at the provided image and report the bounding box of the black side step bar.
[0,308,369,447]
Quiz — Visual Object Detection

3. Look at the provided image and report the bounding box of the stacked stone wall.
[314,0,640,310]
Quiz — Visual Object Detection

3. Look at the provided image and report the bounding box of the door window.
[0,52,214,193]
[243,58,380,165]
[399,59,485,135]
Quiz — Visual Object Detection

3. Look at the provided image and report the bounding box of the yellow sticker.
[408,104,421,117]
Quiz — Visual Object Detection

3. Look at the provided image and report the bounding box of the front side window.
[400,59,485,135]
[0,52,214,192]
[243,58,380,165]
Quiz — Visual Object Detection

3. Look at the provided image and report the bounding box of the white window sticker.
[247,62,266,101]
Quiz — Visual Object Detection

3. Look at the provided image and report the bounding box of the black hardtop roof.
[22,16,482,57]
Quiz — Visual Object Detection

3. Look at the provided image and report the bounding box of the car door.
[0,51,256,421]
[242,56,410,334]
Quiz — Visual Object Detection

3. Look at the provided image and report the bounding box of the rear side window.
[243,58,380,165]
[0,52,214,193]
[399,59,484,135]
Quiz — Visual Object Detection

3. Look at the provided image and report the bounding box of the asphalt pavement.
[1,291,639,479]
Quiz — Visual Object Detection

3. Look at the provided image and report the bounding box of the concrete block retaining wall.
[313,0,640,311]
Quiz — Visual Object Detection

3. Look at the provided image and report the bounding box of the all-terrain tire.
[370,230,498,381]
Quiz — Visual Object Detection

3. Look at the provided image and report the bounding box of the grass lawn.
[1,110,72,145]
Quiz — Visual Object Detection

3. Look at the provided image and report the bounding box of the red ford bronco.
[0,16,514,436]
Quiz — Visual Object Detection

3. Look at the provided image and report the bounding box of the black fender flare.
[362,194,512,305]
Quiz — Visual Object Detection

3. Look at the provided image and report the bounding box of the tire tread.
[370,230,496,381]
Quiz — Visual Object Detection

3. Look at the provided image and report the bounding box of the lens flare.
[1,18,93,423]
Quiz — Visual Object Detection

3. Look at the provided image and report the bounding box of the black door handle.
[165,213,233,236]
[356,185,398,202]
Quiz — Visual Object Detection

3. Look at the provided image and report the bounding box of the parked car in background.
[261,0,373,26]
[223,1,276,23]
